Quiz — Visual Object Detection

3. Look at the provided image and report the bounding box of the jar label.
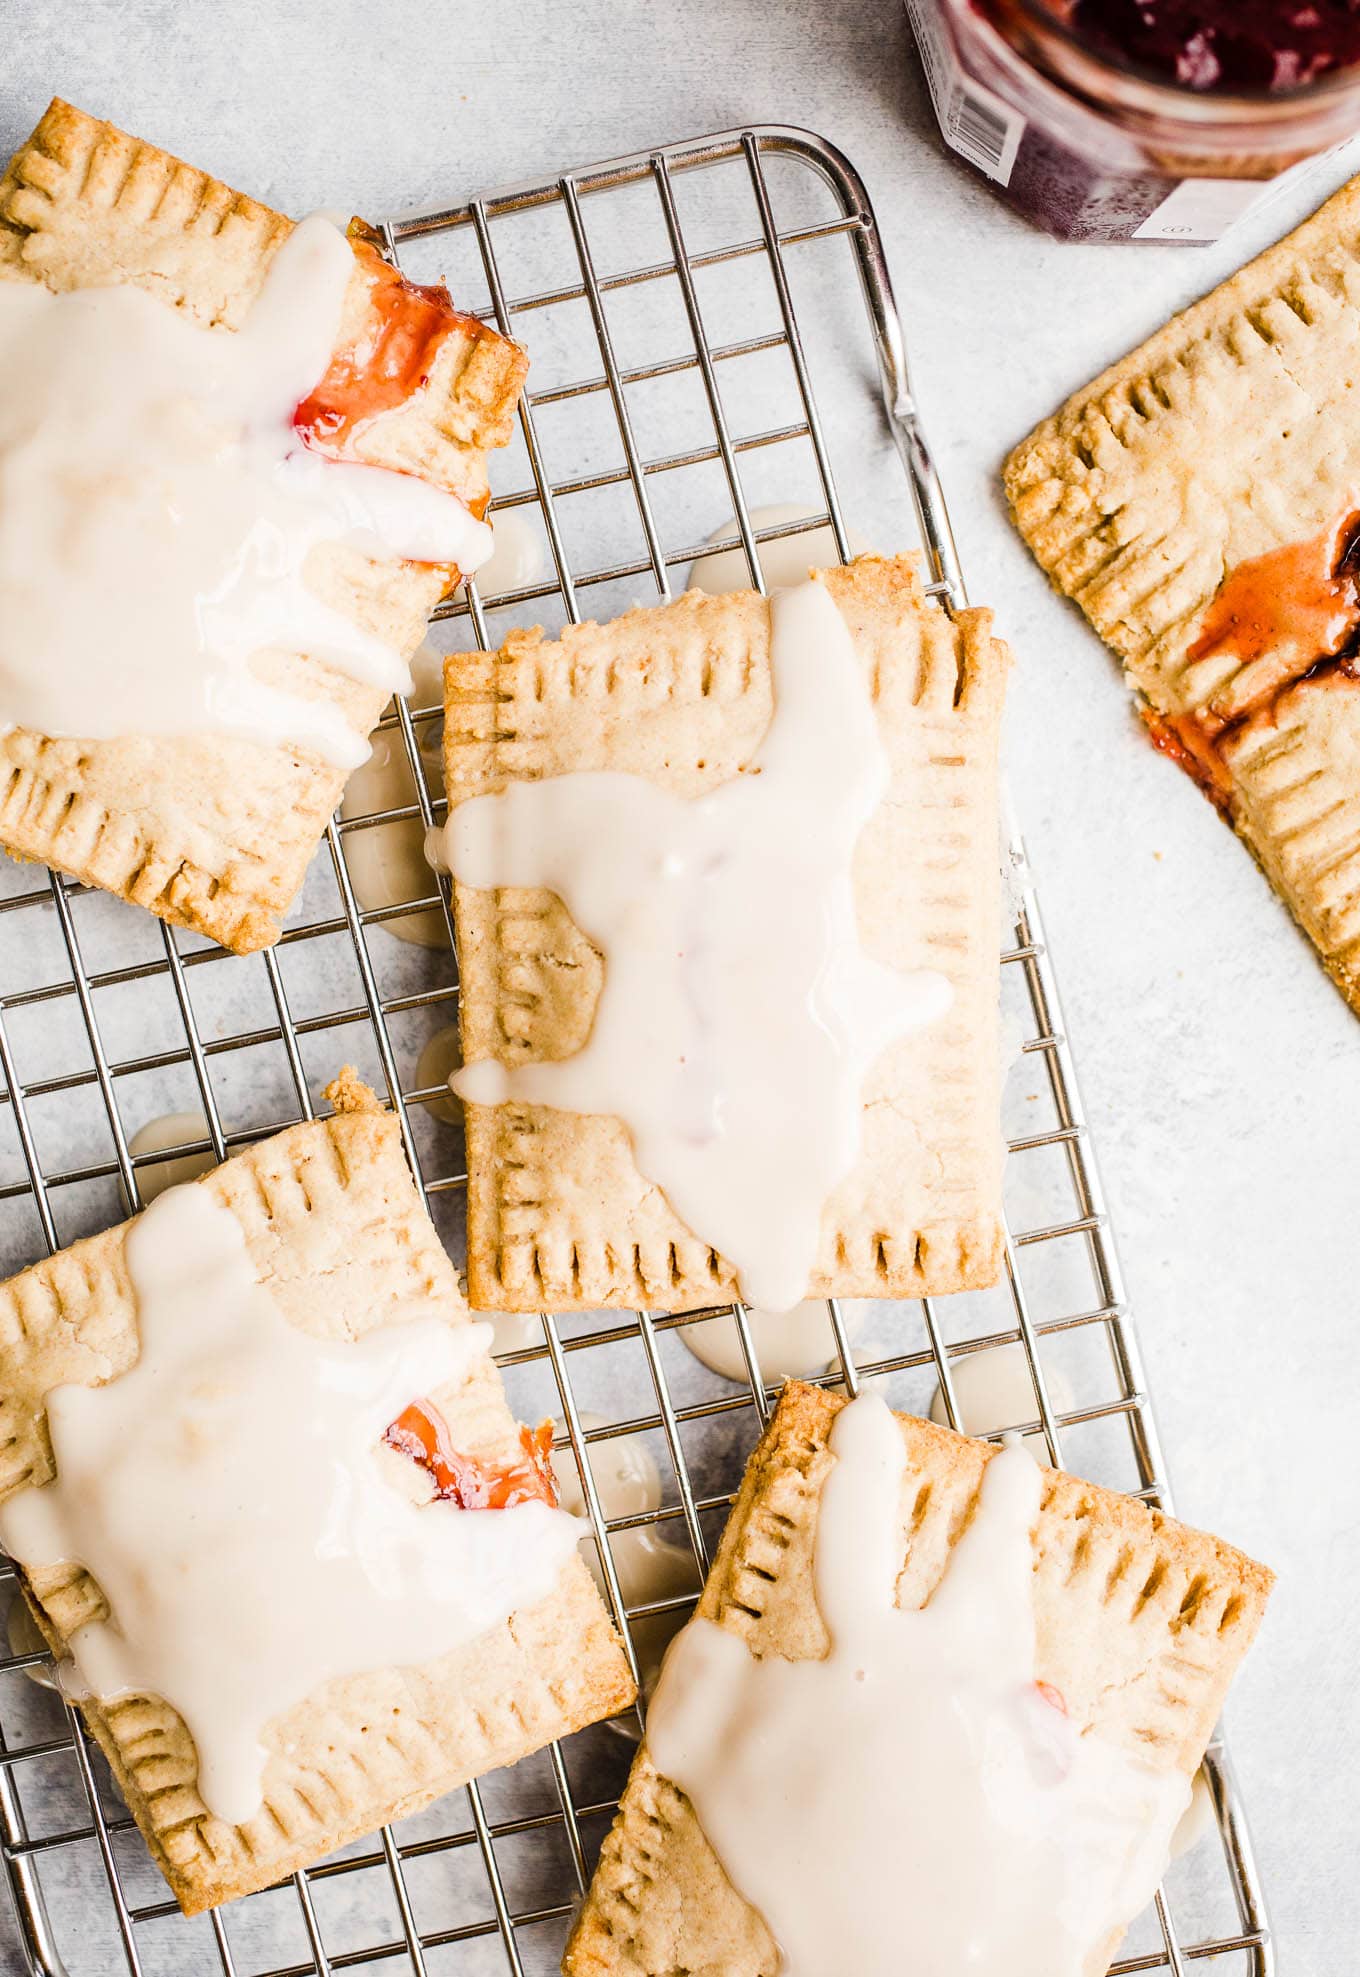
[905,0,1025,187]
[1131,176,1292,242]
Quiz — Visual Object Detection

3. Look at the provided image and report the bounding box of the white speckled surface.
[1,1,1352,1969]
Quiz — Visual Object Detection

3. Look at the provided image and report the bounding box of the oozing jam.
[294,235,473,453]
[386,1399,559,1510]
[1143,707,1236,812]
[1054,0,1360,93]
[1148,512,1360,810]
[1188,521,1360,677]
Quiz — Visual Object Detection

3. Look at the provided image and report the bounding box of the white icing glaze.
[680,1299,866,1384]
[647,1392,1188,1976]
[930,1341,1075,1449]
[127,1111,215,1202]
[472,508,545,596]
[445,580,951,1311]
[0,1184,579,1827]
[552,1415,697,1699]
[0,216,492,769]
[1170,1766,1216,1859]
[687,503,870,596]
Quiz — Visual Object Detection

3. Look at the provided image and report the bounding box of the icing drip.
[0,216,492,769]
[0,1183,579,1827]
[444,580,951,1311]
[647,1393,1189,1975]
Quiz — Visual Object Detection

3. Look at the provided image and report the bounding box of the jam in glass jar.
[905,0,1360,241]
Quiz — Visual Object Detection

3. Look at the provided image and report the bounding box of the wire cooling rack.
[0,126,1272,1977]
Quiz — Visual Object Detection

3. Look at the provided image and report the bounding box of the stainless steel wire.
[0,126,1272,1977]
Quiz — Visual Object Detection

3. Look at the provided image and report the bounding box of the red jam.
[294,237,472,454]
[1142,706,1236,812]
[1187,521,1360,677]
[1057,1,1360,93]
[385,1399,559,1510]
[1145,510,1360,808]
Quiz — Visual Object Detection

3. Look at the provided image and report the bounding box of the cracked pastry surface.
[443,554,1009,1312]
[0,98,526,953]
[563,1381,1273,1977]
[1005,170,1360,1012]
[0,1073,634,1915]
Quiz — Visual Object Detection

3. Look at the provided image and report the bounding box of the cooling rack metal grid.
[0,125,1271,1976]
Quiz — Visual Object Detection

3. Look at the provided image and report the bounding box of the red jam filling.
[385,1399,559,1510]
[294,237,473,454]
[1187,521,1360,677]
[1147,512,1360,810]
[1142,707,1236,813]
[1055,0,1360,93]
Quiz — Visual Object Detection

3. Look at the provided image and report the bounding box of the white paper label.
[1131,176,1276,242]
[905,0,1025,187]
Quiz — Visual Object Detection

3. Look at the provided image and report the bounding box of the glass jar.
[904,0,1360,242]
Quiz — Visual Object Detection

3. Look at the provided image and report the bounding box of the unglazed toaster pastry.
[1005,171,1360,1014]
[0,99,526,953]
[564,1381,1272,1977]
[0,1074,634,1915]
[441,555,1009,1314]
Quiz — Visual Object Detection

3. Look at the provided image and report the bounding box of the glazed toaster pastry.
[446,554,1009,1314]
[0,100,526,956]
[0,1075,633,1914]
[564,1383,1272,1977]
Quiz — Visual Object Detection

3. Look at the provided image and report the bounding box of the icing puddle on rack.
[551,1413,698,1701]
[341,641,450,945]
[0,1184,579,1827]
[415,1024,464,1122]
[0,218,491,767]
[339,509,547,943]
[929,1341,1075,1448]
[647,1391,1189,1976]
[126,1112,216,1203]
[445,579,951,1310]
[680,1299,867,1383]
[339,505,548,945]
[686,503,871,596]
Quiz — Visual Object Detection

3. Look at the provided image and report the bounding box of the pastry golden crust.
[0,1072,634,1916]
[0,99,527,954]
[444,554,1009,1311]
[564,1381,1273,1977]
[1004,172,1360,1010]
